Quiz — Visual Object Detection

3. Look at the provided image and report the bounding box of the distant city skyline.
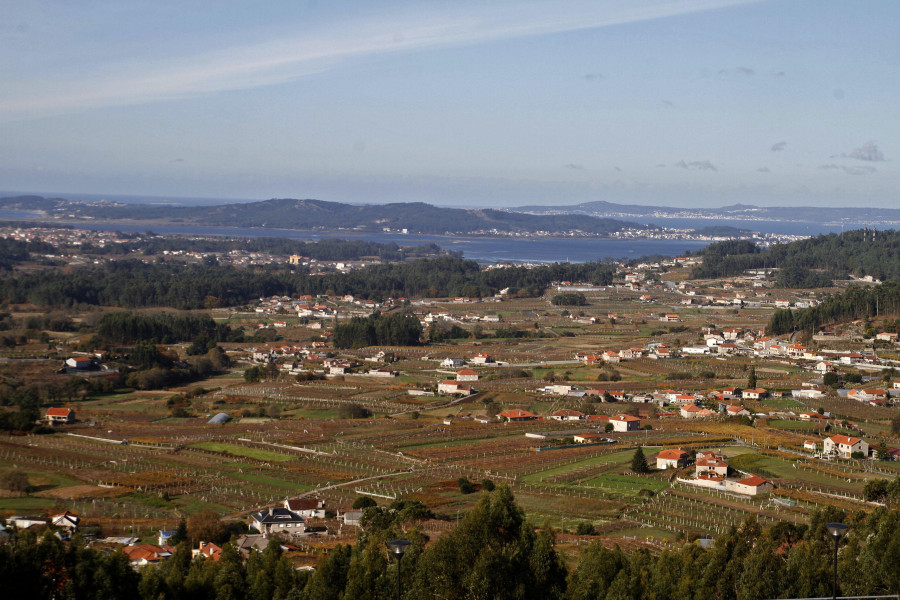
[2,0,898,208]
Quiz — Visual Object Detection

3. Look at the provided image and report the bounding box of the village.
[3,231,900,571]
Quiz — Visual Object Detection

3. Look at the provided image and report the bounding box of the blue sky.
[1,0,897,208]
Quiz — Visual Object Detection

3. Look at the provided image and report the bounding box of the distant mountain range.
[511,200,900,225]
[0,196,647,236]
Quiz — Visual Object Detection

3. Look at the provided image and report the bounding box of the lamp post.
[825,522,848,600]
[386,539,410,600]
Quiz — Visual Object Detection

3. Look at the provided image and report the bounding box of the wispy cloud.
[564,163,586,170]
[583,73,604,81]
[844,141,885,162]
[675,160,718,171]
[757,166,770,172]
[0,0,764,121]
[770,141,786,152]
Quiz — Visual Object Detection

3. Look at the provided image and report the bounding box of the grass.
[766,419,819,430]
[0,497,56,511]
[762,397,805,410]
[230,471,316,492]
[190,442,294,462]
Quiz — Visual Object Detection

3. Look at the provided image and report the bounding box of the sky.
[1,0,898,209]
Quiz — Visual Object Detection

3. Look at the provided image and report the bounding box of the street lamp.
[825,522,848,600]
[386,539,411,600]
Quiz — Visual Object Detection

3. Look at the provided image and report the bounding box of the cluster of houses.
[655,449,775,496]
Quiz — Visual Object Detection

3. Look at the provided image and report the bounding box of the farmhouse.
[695,455,729,477]
[193,541,223,561]
[573,433,605,444]
[285,498,326,519]
[249,507,305,537]
[123,544,175,567]
[45,407,75,425]
[724,405,750,417]
[51,511,80,532]
[725,475,773,496]
[741,388,768,400]
[498,409,537,422]
[65,356,93,370]
[823,434,869,459]
[550,409,586,421]
[609,414,641,432]
[437,380,472,395]
[456,369,479,382]
[656,448,689,470]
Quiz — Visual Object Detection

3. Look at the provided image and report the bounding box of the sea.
[0,191,845,264]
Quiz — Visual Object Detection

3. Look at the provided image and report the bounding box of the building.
[656,448,689,470]
[456,369,479,382]
[498,409,537,422]
[725,475,773,496]
[284,498,326,519]
[45,407,75,425]
[609,414,641,432]
[823,435,869,459]
[550,409,585,421]
[249,507,305,537]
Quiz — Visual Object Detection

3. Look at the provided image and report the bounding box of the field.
[3,264,900,562]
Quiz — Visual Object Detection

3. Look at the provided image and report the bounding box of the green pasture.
[229,471,315,492]
[0,497,56,511]
[521,447,661,484]
[761,397,805,410]
[766,419,819,430]
[190,442,294,462]
[581,472,669,495]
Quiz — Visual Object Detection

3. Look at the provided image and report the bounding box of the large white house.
[823,435,868,459]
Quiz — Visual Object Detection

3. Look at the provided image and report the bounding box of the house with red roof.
[498,409,537,422]
[550,409,586,421]
[656,448,689,470]
[609,414,641,432]
[695,455,729,477]
[123,544,175,567]
[726,475,773,496]
[45,407,75,425]
[456,369,479,382]
[823,434,868,458]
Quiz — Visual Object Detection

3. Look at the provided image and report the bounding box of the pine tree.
[631,446,650,473]
[748,366,758,389]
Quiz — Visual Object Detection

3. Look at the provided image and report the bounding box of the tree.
[411,486,567,600]
[0,469,31,493]
[631,446,650,473]
[877,440,891,461]
[458,477,474,494]
[747,366,757,389]
[352,496,377,510]
[187,508,228,546]
[823,371,839,387]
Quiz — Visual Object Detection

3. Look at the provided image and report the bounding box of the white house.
[656,448,689,470]
[609,414,641,432]
[823,435,868,459]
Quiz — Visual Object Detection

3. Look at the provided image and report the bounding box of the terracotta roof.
[736,475,769,487]
[657,449,687,460]
[46,407,73,417]
[828,434,862,446]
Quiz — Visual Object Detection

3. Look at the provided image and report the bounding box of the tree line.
[332,313,423,349]
[692,229,900,285]
[768,281,900,334]
[0,256,616,309]
[4,487,900,600]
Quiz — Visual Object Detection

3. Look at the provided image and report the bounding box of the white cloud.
[0,0,764,121]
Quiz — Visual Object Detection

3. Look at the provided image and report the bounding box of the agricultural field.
[3,256,900,563]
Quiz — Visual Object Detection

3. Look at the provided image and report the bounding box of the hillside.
[0,196,645,236]
[692,228,900,285]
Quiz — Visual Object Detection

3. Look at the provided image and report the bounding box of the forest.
[332,313,423,349]
[3,487,900,600]
[0,256,616,309]
[692,228,900,284]
[768,281,900,334]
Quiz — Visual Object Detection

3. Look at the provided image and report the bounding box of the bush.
[458,477,474,494]
[481,478,495,492]
[575,522,596,536]
[352,496,377,509]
